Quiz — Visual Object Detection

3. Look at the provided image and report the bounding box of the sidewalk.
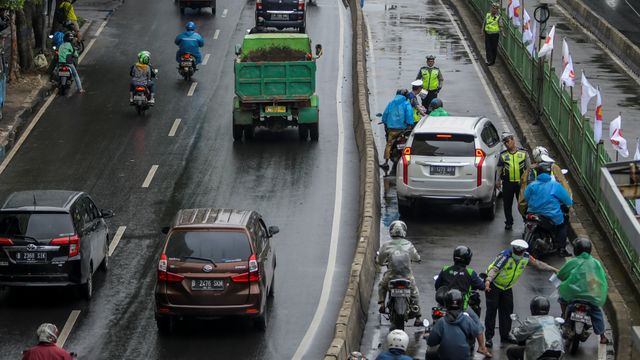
[0,0,124,161]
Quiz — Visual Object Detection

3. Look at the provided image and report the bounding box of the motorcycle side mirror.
[555,317,565,325]
[235,44,242,56]
[510,313,519,321]
[153,69,159,74]
[268,226,280,237]
[422,319,430,328]
[433,274,439,281]
[315,44,323,57]
[561,168,568,175]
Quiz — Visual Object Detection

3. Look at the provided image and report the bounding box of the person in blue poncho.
[175,22,204,68]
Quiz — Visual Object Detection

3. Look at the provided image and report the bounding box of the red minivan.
[154,208,278,333]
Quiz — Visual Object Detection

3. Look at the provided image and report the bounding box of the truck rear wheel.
[233,125,243,141]
[244,126,254,141]
[298,125,308,141]
[309,123,319,141]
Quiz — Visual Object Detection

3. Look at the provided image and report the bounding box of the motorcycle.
[389,128,412,174]
[385,278,419,331]
[563,302,593,355]
[56,64,74,96]
[523,213,556,258]
[510,313,564,359]
[178,53,196,81]
[131,84,151,115]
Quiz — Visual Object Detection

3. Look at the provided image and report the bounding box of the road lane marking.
[142,165,159,188]
[187,82,198,96]
[57,310,81,347]
[221,9,228,17]
[292,0,346,358]
[95,19,108,37]
[108,226,126,256]
[625,0,640,18]
[78,38,96,64]
[169,118,182,137]
[203,54,210,65]
[436,0,507,129]
[213,29,220,39]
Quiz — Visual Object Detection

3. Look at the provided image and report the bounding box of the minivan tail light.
[50,235,80,257]
[298,0,305,10]
[402,147,411,185]
[0,237,13,245]
[157,253,184,282]
[256,0,262,10]
[475,148,485,187]
[231,254,260,283]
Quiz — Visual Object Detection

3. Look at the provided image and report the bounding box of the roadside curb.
[324,0,381,358]
[446,0,628,357]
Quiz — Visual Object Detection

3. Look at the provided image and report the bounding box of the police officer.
[496,133,530,230]
[483,240,558,348]
[416,55,443,110]
[408,79,427,123]
[482,2,502,66]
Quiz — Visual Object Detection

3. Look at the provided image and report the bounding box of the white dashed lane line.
[203,54,210,65]
[142,165,159,188]
[221,9,228,17]
[213,29,220,39]
[57,310,81,347]
[108,226,127,256]
[168,118,182,137]
[187,82,198,97]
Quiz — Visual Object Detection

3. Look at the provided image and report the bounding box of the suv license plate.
[265,105,286,113]
[390,288,411,297]
[430,165,456,176]
[15,252,47,262]
[570,311,592,325]
[270,14,289,20]
[191,279,224,291]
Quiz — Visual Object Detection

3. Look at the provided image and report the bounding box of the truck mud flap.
[233,109,253,125]
[297,107,318,124]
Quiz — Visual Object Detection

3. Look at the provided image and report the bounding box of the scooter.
[510,313,564,359]
[178,53,196,81]
[56,64,73,96]
[385,278,419,331]
[388,128,413,174]
[523,213,556,258]
[130,70,158,115]
[563,302,593,355]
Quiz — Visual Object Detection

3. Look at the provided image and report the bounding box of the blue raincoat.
[524,173,573,224]
[174,31,204,64]
[381,95,413,130]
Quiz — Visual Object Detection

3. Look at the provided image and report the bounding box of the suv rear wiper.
[0,234,38,244]
[181,256,217,267]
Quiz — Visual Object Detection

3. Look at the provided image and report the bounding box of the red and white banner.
[538,25,555,58]
[609,115,629,158]
[580,71,598,115]
[594,88,603,143]
[560,55,575,88]
[561,39,570,71]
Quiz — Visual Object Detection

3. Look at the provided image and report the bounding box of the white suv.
[395,116,502,219]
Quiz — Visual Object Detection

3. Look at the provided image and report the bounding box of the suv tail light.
[475,148,485,187]
[402,147,411,185]
[256,0,262,10]
[0,237,13,245]
[231,254,260,283]
[50,235,80,257]
[298,0,305,10]
[157,253,184,282]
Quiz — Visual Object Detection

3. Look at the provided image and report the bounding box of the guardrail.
[467,0,640,282]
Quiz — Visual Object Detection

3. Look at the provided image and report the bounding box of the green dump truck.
[233,33,322,141]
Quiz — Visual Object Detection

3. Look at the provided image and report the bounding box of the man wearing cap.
[482,3,502,66]
[496,133,530,230]
[483,239,558,348]
[416,55,443,110]
[408,80,427,123]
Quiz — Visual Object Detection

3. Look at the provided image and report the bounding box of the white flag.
[560,55,575,87]
[561,39,570,71]
[511,0,521,26]
[538,25,555,58]
[507,0,514,18]
[635,139,640,214]
[580,72,598,115]
[609,115,629,158]
[594,88,603,143]
[528,20,538,56]
[523,10,533,44]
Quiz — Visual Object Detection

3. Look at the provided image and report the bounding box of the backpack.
[438,265,473,295]
[54,3,69,25]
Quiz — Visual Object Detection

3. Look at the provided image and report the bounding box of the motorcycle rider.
[408,80,427,123]
[557,238,609,344]
[416,55,443,109]
[506,296,564,360]
[426,289,482,360]
[58,32,84,94]
[524,161,573,257]
[175,22,205,70]
[435,246,491,357]
[379,90,414,171]
[376,220,422,326]
[22,323,74,360]
[130,50,157,105]
[428,98,449,116]
[376,330,412,360]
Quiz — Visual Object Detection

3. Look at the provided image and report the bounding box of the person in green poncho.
[557,238,609,344]
[428,98,449,116]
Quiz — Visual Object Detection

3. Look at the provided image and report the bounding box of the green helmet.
[138,50,150,65]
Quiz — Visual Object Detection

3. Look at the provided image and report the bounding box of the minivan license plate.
[15,252,47,262]
[270,14,289,21]
[191,279,224,291]
[430,165,455,176]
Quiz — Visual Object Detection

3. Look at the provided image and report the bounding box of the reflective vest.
[488,255,529,290]
[413,107,421,123]
[485,13,500,34]
[500,150,527,182]
[420,67,440,91]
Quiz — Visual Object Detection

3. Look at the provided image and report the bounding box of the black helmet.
[453,246,472,266]
[530,296,550,316]
[536,161,552,175]
[426,55,436,60]
[435,286,449,306]
[573,237,592,256]
[63,32,74,43]
[429,98,443,110]
[400,89,410,99]
[444,289,463,311]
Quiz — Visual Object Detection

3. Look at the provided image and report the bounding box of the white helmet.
[389,220,407,238]
[36,323,59,344]
[532,146,554,163]
[387,329,409,351]
[511,239,529,253]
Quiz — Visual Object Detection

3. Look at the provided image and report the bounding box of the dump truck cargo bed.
[234,61,316,102]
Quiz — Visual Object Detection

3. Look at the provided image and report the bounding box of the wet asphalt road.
[0,0,358,359]
[579,0,640,47]
[361,0,608,358]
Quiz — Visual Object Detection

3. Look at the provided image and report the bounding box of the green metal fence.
[469,0,640,281]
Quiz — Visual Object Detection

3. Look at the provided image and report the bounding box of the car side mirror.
[315,44,323,57]
[100,209,114,218]
[268,226,279,237]
[235,44,242,56]
[161,226,170,234]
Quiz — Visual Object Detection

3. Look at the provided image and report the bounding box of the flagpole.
[521,0,525,34]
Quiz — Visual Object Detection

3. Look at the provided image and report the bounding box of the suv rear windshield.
[412,133,475,157]
[165,231,252,263]
[0,212,75,240]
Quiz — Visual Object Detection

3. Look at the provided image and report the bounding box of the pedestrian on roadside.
[483,239,558,349]
[496,133,530,230]
[415,55,443,109]
[482,2,502,66]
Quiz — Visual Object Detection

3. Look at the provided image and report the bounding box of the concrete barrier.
[324,0,381,358]
[559,0,640,77]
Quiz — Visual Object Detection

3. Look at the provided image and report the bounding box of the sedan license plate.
[390,288,411,297]
[270,14,289,20]
[570,311,592,325]
[430,165,456,176]
[191,279,224,291]
[15,252,47,262]
[58,71,71,77]
[265,105,286,113]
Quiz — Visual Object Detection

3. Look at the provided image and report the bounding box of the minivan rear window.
[0,212,75,240]
[165,231,252,263]
[411,133,475,156]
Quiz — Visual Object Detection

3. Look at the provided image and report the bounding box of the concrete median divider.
[324,0,381,358]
